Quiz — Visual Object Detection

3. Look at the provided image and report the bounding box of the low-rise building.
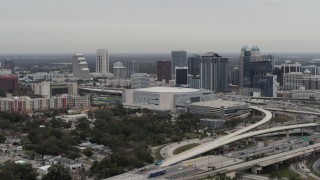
[49,157,82,170]
[123,87,214,113]
[199,118,225,129]
[37,165,51,176]
[0,95,90,112]
[292,90,320,99]
[27,72,66,81]
[188,99,249,120]
[31,81,78,98]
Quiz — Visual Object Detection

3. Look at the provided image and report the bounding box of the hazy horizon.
[1,0,320,54]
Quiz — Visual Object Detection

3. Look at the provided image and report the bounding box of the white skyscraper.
[72,53,90,80]
[113,62,126,79]
[96,49,109,75]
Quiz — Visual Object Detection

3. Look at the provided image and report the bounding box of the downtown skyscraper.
[96,49,109,76]
[171,50,187,75]
[239,46,261,87]
[200,52,229,91]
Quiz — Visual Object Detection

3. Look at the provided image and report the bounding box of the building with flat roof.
[113,62,126,79]
[0,75,19,92]
[0,95,89,112]
[26,72,67,81]
[200,52,228,91]
[171,50,187,75]
[96,49,109,76]
[199,118,225,129]
[123,87,213,112]
[188,54,201,77]
[131,73,149,89]
[188,99,249,120]
[31,81,78,98]
[175,66,188,86]
[157,61,171,83]
[0,69,12,75]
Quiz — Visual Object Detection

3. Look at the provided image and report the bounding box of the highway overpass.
[266,107,320,116]
[161,122,318,167]
[79,87,122,95]
[160,106,273,167]
[182,142,320,180]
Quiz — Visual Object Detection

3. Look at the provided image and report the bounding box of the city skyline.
[0,0,320,54]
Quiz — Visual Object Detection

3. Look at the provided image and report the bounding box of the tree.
[83,147,93,157]
[214,173,233,180]
[76,118,90,130]
[42,164,72,180]
[0,161,38,180]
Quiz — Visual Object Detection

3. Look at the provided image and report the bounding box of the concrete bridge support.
[252,166,262,174]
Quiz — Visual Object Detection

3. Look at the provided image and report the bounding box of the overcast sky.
[0,0,319,54]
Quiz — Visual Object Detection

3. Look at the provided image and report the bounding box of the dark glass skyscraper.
[239,46,261,87]
[188,54,201,77]
[125,60,139,78]
[175,67,188,85]
[200,52,228,91]
[243,61,274,97]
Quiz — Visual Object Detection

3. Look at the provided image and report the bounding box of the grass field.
[173,143,200,155]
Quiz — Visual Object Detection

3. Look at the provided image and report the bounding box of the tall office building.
[261,54,275,70]
[200,52,229,91]
[242,61,275,97]
[125,60,139,78]
[188,54,201,77]
[171,50,187,75]
[175,66,188,86]
[113,62,126,79]
[157,61,171,83]
[239,46,261,87]
[229,65,239,85]
[131,73,150,89]
[72,53,90,80]
[96,49,109,76]
[301,65,317,75]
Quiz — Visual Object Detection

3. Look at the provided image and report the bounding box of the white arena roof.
[134,87,200,93]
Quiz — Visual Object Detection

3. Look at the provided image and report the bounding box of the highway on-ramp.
[161,106,273,167]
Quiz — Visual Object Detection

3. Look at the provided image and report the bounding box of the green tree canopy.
[42,164,72,180]
[0,161,38,180]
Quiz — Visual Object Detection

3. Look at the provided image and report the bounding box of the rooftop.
[190,99,247,108]
[201,52,221,58]
[133,87,200,93]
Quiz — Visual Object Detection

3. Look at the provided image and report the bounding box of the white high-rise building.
[131,73,150,89]
[72,53,90,80]
[96,49,109,76]
[113,62,126,79]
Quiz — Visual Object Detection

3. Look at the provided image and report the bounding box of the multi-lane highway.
[181,143,320,180]
[160,106,273,167]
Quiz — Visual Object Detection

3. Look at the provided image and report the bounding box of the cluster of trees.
[89,106,202,178]
[0,111,28,132]
[0,161,72,180]
[25,127,81,159]
[0,104,205,179]
[0,161,38,180]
